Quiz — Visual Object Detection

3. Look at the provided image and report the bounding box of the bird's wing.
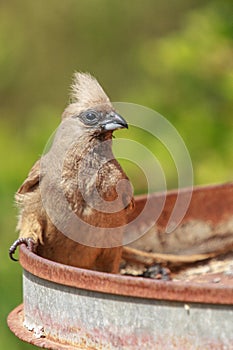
[17,159,41,194]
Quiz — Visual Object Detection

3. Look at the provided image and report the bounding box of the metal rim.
[19,243,233,305]
[7,304,78,350]
[18,182,233,305]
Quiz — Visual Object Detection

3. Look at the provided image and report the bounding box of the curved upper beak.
[101,112,128,131]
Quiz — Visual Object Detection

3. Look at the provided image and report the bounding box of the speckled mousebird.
[9,73,134,273]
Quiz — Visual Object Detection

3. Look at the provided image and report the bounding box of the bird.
[9,72,134,273]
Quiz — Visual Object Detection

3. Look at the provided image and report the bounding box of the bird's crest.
[70,72,111,109]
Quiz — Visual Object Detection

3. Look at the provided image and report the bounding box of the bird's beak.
[101,112,128,131]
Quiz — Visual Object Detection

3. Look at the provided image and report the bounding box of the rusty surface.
[7,304,84,350]
[9,274,233,350]
[8,302,232,350]
[129,182,233,227]
[19,243,233,305]
[19,183,233,305]
[127,182,233,256]
[8,183,233,349]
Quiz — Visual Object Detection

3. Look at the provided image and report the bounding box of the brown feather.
[13,73,134,273]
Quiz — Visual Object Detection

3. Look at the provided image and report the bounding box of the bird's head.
[62,73,128,136]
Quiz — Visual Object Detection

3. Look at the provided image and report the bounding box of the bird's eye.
[86,112,98,121]
[81,110,99,125]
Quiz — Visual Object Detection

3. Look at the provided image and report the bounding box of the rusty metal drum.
[8,183,233,349]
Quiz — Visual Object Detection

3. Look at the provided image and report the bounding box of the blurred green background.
[1,0,232,348]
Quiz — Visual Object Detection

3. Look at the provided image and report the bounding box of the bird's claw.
[9,237,35,261]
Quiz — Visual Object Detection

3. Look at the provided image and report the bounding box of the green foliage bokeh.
[0,1,232,348]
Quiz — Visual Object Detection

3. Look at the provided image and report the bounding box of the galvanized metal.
[8,271,233,350]
[8,183,233,349]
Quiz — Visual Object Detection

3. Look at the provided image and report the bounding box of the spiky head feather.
[62,72,113,119]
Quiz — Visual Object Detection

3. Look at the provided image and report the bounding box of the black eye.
[86,112,98,121]
[80,110,99,125]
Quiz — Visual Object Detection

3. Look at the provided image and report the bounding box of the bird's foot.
[143,264,171,281]
[9,237,35,261]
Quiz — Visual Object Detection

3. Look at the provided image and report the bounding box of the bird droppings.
[184,304,190,315]
[212,277,221,283]
[23,320,45,339]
